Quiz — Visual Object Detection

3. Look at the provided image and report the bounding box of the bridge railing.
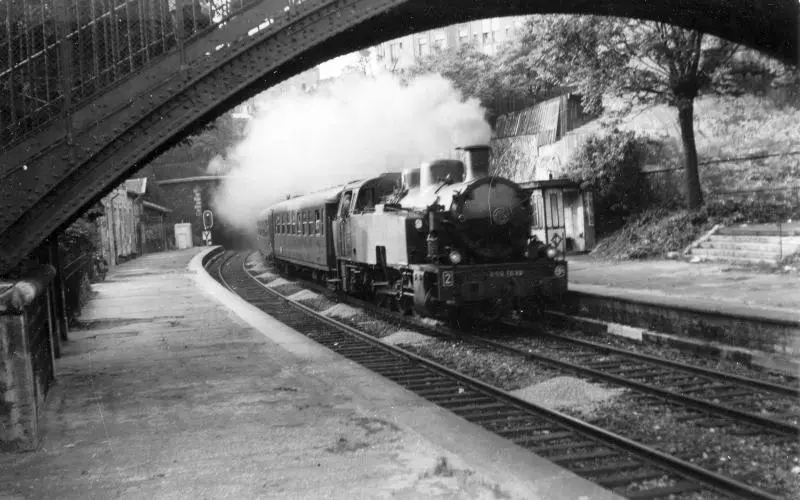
[0,0,280,151]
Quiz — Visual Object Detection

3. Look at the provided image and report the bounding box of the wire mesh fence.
[1,0,276,149]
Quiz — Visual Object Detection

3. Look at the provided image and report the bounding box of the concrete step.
[705,234,800,246]
[717,223,800,237]
[699,240,800,253]
[691,248,780,264]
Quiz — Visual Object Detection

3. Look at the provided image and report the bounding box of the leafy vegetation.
[562,130,651,235]
[591,198,800,260]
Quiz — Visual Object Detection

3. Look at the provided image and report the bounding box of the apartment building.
[371,16,530,73]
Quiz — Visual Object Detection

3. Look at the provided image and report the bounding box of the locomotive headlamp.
[546,246,558,259]
[414,218,425,231]
[448,250,463,265]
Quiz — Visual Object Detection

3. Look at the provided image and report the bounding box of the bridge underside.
[1,0,798,274]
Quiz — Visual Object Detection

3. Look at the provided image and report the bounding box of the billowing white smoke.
[210,72,491,236]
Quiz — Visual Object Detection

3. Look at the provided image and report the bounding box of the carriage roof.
[257,185,344,219]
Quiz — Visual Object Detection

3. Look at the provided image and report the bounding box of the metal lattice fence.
[1,0,274,148]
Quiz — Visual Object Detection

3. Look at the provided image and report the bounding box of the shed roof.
[143,200,172,213]
[125,177,147,195]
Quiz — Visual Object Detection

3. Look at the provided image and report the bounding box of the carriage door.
[334,190,354,259]
[543,189,568,255]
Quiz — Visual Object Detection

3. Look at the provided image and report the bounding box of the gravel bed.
[325,311,401,338]
[404,340,559,390]
[556,328,798,387]
[270,282,305,296]
[572,395,800,499]
[253,271,279,283]
[297,295,339,312]
[405,338,799,499]
[505,334,800,423]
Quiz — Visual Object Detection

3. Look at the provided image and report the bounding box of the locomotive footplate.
[410,261,568,310]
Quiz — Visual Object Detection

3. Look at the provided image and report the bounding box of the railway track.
[206,249,785,500]
[248,250,799,439]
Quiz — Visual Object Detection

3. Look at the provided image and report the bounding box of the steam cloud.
[210,72,491,237]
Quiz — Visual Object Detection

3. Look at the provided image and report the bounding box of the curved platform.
[0,247,620,499]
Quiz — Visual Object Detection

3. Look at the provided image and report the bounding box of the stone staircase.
[688,223,800,265]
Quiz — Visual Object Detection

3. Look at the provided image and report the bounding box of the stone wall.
[0,267,56,451]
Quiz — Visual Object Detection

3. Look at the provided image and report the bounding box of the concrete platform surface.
[568,256,800,321]
[0,248,620,500]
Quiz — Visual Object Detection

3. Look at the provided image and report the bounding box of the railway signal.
[202,210,214,246]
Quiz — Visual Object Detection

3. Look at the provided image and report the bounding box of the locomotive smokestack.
[459,145,490,182]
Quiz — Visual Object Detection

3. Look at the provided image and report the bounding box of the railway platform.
[0,247,620,500]
[566,255,799,374]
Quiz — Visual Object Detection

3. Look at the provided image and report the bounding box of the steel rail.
[521,327,799,397]
[458,333,798,437]
[254,251,798,436]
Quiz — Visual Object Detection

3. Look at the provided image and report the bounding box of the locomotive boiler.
[256,145,567,322]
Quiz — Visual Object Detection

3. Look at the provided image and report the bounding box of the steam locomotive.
[255,145,567,321]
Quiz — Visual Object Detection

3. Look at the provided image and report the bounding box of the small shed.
[520,179,596,254]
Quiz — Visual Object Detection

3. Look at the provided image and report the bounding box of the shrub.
[591,208,713,260]
[59,216,99,264]
[563,129,651,235]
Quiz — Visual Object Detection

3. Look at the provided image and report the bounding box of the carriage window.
[315,210,321,234]
[303,211,308,235]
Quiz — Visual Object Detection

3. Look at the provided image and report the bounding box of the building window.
[418,39,429,57]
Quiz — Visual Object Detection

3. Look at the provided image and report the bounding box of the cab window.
[355,188,375,213]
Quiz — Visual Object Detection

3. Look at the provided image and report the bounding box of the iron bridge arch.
[0,0,797,274]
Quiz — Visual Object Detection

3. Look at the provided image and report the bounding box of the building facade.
[370,17,529,73]
[96,179,172,266]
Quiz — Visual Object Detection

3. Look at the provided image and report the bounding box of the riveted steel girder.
[0,0,410,273]
[0,0,797,274]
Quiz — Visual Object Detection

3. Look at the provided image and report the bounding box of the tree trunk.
[677,97,703,208]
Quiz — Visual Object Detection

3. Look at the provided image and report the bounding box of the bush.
[702,197,800,224]
[59,217,99,264]
[563,129,651,235]
[591,208,713,260]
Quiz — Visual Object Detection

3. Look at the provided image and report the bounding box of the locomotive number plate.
[488,270,525,278]
[442,271,454,287]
